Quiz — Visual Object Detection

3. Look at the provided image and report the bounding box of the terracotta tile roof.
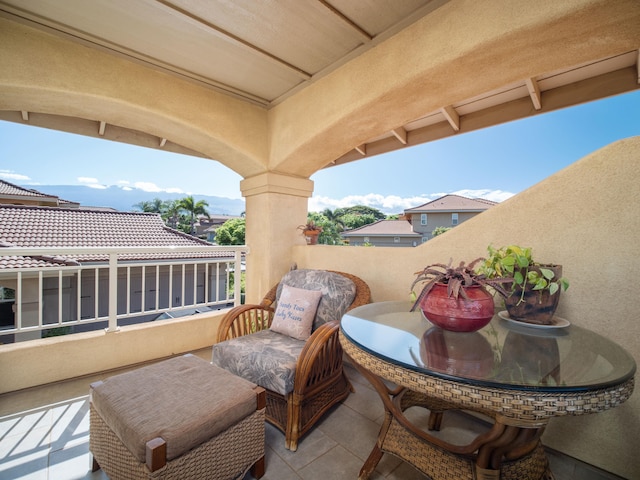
[341,220,421,237]
[0,179,50,198]
[0,204,231,268]
[404,194,496,213]
[0,255,77,269]
[0,179,79,207]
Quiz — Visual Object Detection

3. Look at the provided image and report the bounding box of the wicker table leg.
[346,352,551,480]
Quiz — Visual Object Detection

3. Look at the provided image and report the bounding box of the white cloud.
[310,189,516,214]
[0,170,30,181]
[451,189,515,203]
[133,181,162,192]
[77,176,108,189]
[132,181,185,194]
[78,176,99,184]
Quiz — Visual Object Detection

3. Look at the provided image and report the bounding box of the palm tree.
[322,208,345,232]
[163,200,182,229]
[133,197,164,213]
[178,196,210,235]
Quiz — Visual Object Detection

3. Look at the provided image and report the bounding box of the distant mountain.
[29,185,245,215]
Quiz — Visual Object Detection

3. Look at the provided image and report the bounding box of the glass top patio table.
[341,301,636,394]
[340,301,636,480]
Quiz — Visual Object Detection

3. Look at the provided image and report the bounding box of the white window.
[420,213,427,225]
[452,213,459,225]
[394,237,400,243]
[364,236,370,243]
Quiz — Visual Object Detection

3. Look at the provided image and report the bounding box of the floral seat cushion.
[211,329,305,395]
[212,270,357,396]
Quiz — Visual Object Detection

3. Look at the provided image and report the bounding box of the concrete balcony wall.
[0,310,224,394]
[293,136,640,479]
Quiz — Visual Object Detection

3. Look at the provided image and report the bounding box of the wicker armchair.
[213,270,371,451]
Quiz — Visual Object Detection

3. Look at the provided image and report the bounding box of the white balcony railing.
[0,245,247,342]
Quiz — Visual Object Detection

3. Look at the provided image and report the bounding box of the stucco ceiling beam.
[155,0,311,81]
[331,65,639,168]
[391,127,408,145]
[441,105,460,132]
[637,49,640,84]
[98,121,106,136]
[355,144,366,156]
[159,138,167,148]
[20,111,28,121]
[526,77,542,110]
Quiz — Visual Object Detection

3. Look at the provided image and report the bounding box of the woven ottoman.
[89,354,265,480]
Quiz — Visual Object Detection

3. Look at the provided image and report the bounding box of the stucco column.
[240,172,313,303]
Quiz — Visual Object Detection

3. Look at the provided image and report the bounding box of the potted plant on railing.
[298,220,323,245]
[410,258,511,332]
[478,245,569,325]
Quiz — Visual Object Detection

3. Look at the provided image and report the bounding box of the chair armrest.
[216,304,275,343]
[260,283,280,308]
[293,321,343,395]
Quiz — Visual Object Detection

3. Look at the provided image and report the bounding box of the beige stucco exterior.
[1,0,640,477]
[293,137,640,477]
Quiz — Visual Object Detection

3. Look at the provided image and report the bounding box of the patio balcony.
[1,136,639,478]
[1,2,639,478]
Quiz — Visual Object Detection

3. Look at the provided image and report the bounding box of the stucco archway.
[0,17,269,180]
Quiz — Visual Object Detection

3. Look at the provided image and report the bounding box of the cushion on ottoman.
[91,354,258,463]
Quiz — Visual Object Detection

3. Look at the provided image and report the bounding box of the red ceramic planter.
[420,283,495,332]
[420,327,495,377]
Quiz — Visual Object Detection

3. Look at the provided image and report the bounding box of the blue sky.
[1,90,639,214]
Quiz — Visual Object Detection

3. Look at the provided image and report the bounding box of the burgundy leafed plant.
[410,258,511,312]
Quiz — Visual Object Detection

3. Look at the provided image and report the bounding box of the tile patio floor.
[0,349,625,480]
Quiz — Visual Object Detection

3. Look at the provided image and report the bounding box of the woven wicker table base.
[379,414,549,480]
[342,334,556,480]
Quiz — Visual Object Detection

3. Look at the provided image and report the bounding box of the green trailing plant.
[410,258,511,312]
[478,245,569,305]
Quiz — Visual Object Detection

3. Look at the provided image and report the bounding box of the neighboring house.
[194,214,242,242]
[341,195,496,247]
[0,179,79,208]
[404,195,497,242]
[0,188,235,342]
[341,220,422,247]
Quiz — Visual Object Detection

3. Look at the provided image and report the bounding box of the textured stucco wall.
[0,311,224,394]
[294,136,640,478]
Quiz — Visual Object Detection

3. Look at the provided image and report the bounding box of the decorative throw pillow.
[276,269,356,329]
[271,284,323,340]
